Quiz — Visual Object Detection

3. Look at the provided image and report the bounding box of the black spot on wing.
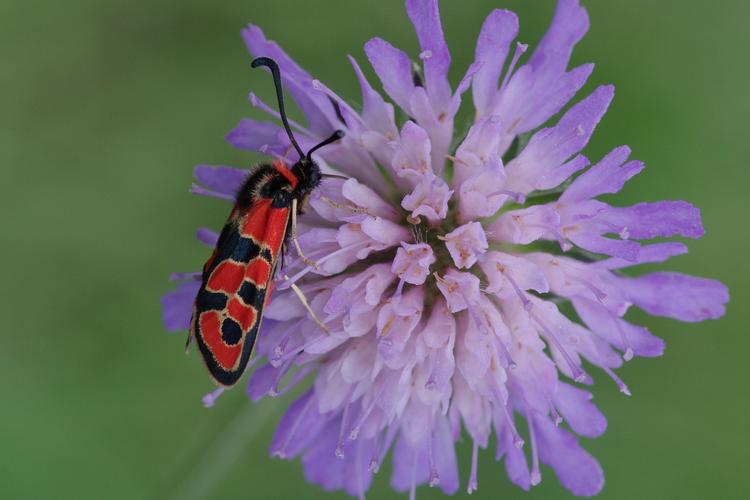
[195,290,227,312]
[238,281,260,305]
[231,237,261,263]
[221,318,243,345]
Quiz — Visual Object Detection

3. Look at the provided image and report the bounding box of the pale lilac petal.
[196,228,218,247]
[561,146,644,202]
[494,412,530,491]
[566,231,640,262]
[301,419,347,490]
[535,413,604,496]
[457,158,511,222]
[391,121,433,183]
[472,9,519,117]
[597,242,688,269]
[442,221,488,269]
[573,297,666,357]
[243,25,338,135]
[622,272,729,322]
[225,118,289,154]
[435,270,481,314]
[270,390,328,459]
[348,55,397,133]
[506,85,613,194]
[496,63,594,151]
[406,0,451,107]
[161,280,199,331]
[392,242,436,285]
[480,251,549,299]
[341,178,400,220]
[553,383,607,438]
[401,174,452,223]
[489,205,561,245]
[529,0,589,73]
[598,201,705,240]
[364,37,415,114]
[193,165,248,197]
[432,416,460,494]
[391,434,429,493]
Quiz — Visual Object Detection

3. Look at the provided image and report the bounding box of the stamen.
[271,331,327,367]
[526,407,542,486]
[576,278,608,303]
[409,452,418,500]
[502,270,532,311]
[500,42,528,92]
[467,439,479,494]
[493,334,516,371]
[267,358,294,397]
[464,293,490,336]
[279,240,370,289]
[608,308,634,361]
[349,397,379,440]
[393,278,406,300]
[335,403,352,459]
[355,441,366,500]
[428,429,440,487]
[526,223,572,251]
[270,364,314,398]
[488,189,527,205]
[202,387,224,408]
[370,424,398,473]
[496,390,524,449]
[529,309,588,383]
[369,431,382,473]
[602,366,631,396]
[548,398,563,426]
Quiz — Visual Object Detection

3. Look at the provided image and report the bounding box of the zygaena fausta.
[189,57,344,386]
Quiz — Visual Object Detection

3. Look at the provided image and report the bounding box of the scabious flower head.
[162,0,729,496]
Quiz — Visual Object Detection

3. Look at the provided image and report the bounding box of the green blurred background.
[2,0,748,498]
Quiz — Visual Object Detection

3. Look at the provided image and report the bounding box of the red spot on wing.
[265,280,275,308]
[200,311,242,370]
[228,297,257,332]
[206,261,245,294]
[246,257,272,287]
[241,198,289,257]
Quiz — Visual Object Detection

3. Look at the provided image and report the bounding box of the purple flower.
[162,0,728,497]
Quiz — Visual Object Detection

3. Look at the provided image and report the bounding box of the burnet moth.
[189,57,344,387]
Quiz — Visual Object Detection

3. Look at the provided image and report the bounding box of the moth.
[189,57,343,386]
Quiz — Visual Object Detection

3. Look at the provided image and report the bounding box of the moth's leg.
[319,195,372,215]
[291,198,319,269]
[284,274,331,335]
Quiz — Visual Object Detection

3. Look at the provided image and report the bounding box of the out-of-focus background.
[2,0,747,498]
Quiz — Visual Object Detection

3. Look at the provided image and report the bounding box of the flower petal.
[161,280,200,331]
[561,146,644,202]
[622,272,729,322]
[506,85,613,193]
[472,9,519,117]
[364,37,415,114]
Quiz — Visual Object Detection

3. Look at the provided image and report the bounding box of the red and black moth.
[189,57,344,387]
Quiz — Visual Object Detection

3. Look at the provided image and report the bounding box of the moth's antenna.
[251,57,305,160]
[306,130,345,164]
